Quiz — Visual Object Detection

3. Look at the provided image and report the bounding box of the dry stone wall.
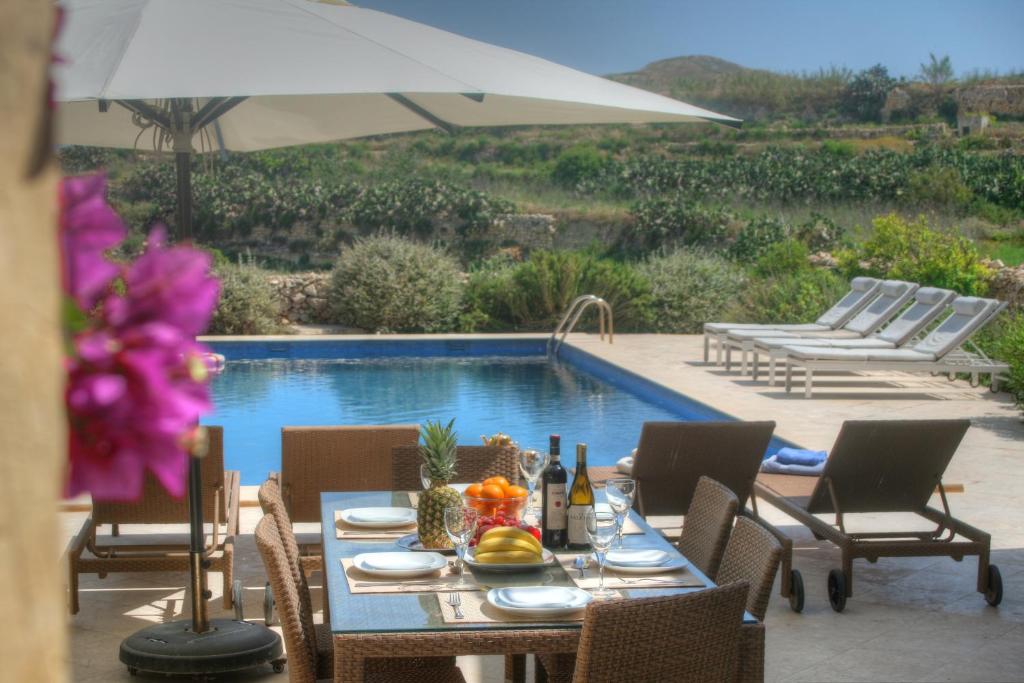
[267,272,332,325]
[987,261,1024,311]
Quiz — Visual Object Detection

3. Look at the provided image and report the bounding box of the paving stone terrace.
[63,333,1024,682]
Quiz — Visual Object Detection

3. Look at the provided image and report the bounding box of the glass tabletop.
[321,490,746,635]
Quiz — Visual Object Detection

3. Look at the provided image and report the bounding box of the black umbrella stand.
[119,435,283,676]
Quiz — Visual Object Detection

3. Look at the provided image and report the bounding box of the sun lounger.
[777,297,1008,397]
[702,277,882,365]
[751,287,957,382]
[751,419,1002,612]
[631,421,807,611]
[723,280,917,373]
[67,426,239,615]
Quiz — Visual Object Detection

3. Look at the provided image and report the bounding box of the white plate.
[605,554,688,575]
[340,507,417,529]
[605,549,671,567]
[351,552,446,578]
[487,586,592,617]
[465,547,555,572]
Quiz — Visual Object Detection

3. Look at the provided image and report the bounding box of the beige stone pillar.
[0,2,67,681]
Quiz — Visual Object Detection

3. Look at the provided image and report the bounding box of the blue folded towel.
[760,455,825,476]
[775,447,827,467]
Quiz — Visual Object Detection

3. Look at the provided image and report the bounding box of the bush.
[841,64,895,123]
[638,249,747,333]
[739,269,849,324]
[625,197,733,252]
[460,254,519,332]
[329,234,464,333]
[551,145,611,190]
[752,240,811,277]
[728,216,789,261]
[208,259,282,335]
[986,313,1024,408]
[466,250,652,331]
[905,166,973,209]
[837,214,992,294]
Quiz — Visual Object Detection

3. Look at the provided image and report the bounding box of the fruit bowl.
[463,493,527,520]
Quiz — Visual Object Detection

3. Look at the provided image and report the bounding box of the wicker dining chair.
[390,444,520,490]
[571,582,750,683]
[715,517,783,621]
[254,514,466,683]
[678,476,739,579]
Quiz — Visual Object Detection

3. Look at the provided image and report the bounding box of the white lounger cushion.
[727,328,859,341]
[704,321,829,334]
[782,346,938,362]
[760,337,896,349]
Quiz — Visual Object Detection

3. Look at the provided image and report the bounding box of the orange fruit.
[480,484,506,500]
[503,485,528,499]
[483,476,510,489]
[465,483,484,498]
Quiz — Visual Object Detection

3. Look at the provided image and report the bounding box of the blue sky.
[356,0,1024,78]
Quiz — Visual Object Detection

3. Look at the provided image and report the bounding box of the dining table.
[320,490,765,683]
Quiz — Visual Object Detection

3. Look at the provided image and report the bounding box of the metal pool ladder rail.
[548,295,614,355]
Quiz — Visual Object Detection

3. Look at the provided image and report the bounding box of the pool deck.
[63,333,1024,682]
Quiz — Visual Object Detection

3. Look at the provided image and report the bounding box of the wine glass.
[444,506,479,588]
[604,478,636,548]
[585,509,619,599]
[518,448,549,522]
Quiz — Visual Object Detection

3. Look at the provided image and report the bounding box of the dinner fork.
[447,592,464,619]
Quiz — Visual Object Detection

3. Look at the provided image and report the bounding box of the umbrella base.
[119,618,284,676]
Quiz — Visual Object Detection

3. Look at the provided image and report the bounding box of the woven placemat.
[341,558,482,594]
[335,511,416,540]
[436,590,585,624]
[554,554,704,590]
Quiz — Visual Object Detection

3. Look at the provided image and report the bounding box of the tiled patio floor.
[64,334,1024,682]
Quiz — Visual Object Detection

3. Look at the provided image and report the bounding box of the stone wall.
[267,272,333,325]
[987,261,1024,311]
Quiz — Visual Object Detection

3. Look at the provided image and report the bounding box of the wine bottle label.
[567,504,592,546]
[544,484,567,529]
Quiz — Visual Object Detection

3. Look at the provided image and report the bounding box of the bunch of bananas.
[473,527,543,564]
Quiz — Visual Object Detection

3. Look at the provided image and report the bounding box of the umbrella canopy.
[55,0,738,237]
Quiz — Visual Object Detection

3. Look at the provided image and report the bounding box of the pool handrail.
[548,294,614,355]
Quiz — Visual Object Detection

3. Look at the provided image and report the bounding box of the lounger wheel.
[788,569,805,613]
[272,659,286,674]
[232,580,244,620]
[985,564,1003,607]
[827,569,847,613]
[127,666,138,676]
[263,582,276,625]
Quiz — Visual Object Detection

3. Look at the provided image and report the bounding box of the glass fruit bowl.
[462,493,527,521]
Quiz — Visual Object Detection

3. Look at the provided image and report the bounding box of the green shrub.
[752,240,810,277]
[551,145,611,190]
[739,269,848,324]
[728,216,789,261]
[638,249,747,333]
[348,180,513,238]
[905,166,973,209]
[990,313,1024,408]
[792,213,846,252]
[841,64,895,123]
[626,197,733,252]
[208,259,282,335]
[330,234,464,333]
[820,140,857,158]
[460,254,519,332]
[467,250,652,331]
[837,214,992,294]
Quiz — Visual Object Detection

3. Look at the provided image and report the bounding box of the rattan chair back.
[632,421,774,517]
[281,425,419,522]
[678,476,739,579]
[391,444,520,490]
[805,419,970,514]
[91,426,227,524]
[255,514,316,683]
[571,581,749,683]
[716,516,782,621]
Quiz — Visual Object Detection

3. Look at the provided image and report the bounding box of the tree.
[919,53,955,90]
[841,64,896,123]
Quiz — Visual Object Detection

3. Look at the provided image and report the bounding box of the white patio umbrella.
[55,0,738,241]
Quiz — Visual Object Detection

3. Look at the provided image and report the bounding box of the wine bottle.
[541,434,567,548]
[566,443,595,549]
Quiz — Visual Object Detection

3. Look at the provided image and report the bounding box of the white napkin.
[347,508,413,524]
[360,553,433,571]
[605,549,670,567]
[498,586,579,608]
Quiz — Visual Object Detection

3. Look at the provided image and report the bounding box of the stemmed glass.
[604,478,636,548]
[518,448,549,523]
[585,509,619,599]
[444,506,479,588]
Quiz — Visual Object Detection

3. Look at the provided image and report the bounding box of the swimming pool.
[204,338,787,485]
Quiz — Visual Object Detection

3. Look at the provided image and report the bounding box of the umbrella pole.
[174,148,193,243]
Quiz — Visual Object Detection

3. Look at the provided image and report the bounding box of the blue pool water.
[204,339,786,484]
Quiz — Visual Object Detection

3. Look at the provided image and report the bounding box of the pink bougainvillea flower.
[106,226,220,336]
[59,173,126,309]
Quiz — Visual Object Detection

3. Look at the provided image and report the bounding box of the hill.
[608,54,760,94]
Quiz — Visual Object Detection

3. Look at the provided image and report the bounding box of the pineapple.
[416,418,463,549]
